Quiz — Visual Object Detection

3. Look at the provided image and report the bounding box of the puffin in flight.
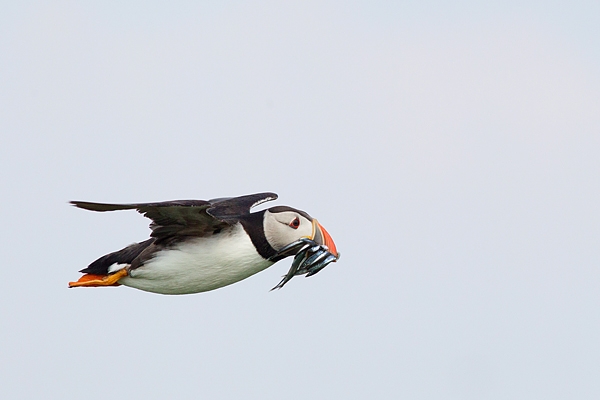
[68,192,339,294]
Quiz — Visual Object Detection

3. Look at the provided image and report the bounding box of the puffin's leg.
[68,269,128,288]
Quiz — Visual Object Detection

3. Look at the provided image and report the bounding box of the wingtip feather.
[69,201,137,212]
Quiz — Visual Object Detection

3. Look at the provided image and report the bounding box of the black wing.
[207,192,278,222]
[70,192,278,244]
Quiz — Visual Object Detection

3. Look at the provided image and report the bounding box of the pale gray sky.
[1,1,600,399]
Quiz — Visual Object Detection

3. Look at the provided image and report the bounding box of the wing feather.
[70,192,278,244]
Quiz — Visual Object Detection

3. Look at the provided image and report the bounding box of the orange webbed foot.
[68,269,128,288]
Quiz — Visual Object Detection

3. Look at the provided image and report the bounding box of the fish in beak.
[270,219,340,290]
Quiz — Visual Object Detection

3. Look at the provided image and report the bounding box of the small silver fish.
[271,238,340,290]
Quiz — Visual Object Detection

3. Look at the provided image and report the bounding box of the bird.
[68,192,338,294]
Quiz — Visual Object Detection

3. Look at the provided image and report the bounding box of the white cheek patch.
[108,263,128,273]
[264,211,315,250]
[299,221,313,239]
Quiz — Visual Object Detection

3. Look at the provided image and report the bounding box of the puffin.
[68,192,339,294]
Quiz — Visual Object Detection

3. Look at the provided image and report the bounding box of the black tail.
[80,239,154,274]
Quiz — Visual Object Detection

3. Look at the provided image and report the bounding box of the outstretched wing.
[70,192,278,244]
[207,192,278,222]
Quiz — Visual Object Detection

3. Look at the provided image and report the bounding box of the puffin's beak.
[311,219,339,259]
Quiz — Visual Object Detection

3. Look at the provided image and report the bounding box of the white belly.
[119,224,273,294]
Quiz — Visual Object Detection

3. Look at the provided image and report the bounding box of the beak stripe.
[310,219,338,258]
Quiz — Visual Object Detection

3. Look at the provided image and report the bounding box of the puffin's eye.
[289,217,300,229]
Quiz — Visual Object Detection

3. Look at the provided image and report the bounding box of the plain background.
[1,1,599,399]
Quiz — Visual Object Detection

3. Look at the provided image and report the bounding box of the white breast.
[119,223,273,294]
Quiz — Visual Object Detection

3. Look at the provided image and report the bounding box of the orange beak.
[311,219,339,259]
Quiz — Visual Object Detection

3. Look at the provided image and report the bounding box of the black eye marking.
[289,217,300,229]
